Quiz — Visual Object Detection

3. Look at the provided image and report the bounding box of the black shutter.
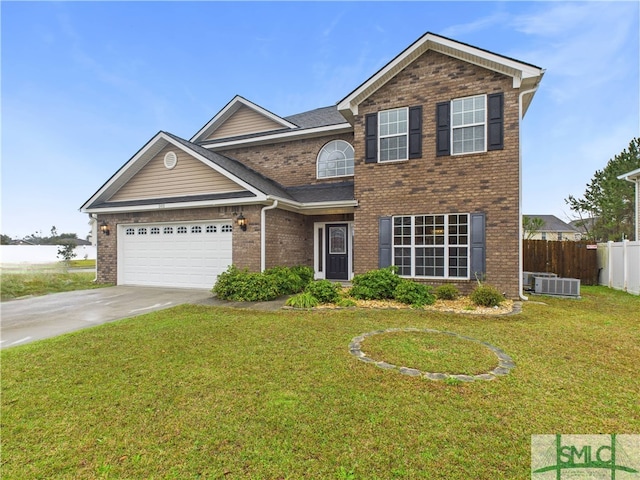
[487,93,504,151]
[436,101,450,156]
[470,212,486,280]
[408,105,422,159]
[365,113,378,164]
[379,216,392,268]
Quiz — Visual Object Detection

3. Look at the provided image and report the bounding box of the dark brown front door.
[326,224,348,280]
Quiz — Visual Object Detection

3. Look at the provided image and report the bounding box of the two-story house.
[81,32,544,298]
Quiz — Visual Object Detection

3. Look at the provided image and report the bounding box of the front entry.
[326,224,349,280]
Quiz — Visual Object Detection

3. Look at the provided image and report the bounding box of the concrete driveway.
[0,286,213,349]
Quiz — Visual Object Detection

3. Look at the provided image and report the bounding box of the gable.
[205,104,286,141]
[108,144,246,203]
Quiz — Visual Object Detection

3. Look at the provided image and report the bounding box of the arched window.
[317,140,354,179]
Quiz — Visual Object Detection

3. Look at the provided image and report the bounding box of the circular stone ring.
[348,327,515,382]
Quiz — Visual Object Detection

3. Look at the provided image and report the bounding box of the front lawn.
[1,287,638,479]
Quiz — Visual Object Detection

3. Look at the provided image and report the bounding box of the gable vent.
[164,151,178,170]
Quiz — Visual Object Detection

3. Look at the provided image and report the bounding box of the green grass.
[362,330,499,375]
[0,271,108,300]
[1,286,639,479]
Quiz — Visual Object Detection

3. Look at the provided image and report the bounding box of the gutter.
[518,85,541,301]
[260,199,279,272]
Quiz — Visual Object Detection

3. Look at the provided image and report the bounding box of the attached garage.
[118,221,232,289]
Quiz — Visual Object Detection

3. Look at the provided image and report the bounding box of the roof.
[284,106,347,129]
[618,167,640,182]
[525,215,580,233]
[81,131,355,213]
[338,31,545,122]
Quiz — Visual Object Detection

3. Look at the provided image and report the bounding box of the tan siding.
[207,105,285,140]
[109,145,245,202]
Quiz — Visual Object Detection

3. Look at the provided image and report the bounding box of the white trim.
[190,95,298,143]
[378,107,409,162]
[313,221,354,280]
[200,123,353,150]
[261,200,279,272]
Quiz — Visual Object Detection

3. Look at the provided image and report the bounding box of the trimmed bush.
[470,283,504,307]
[393,279,435,307]
[305,280,341,304]
[285,291,319,308]
[212,266,279,302]
[435,283,460,301]
[349,266,401,300]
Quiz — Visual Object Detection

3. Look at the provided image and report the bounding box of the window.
[191,226,202,234]
[452,95,486,154]
[177,226,188,234]
[126,228,135,235]
[138,227,147,235]
[164,226,173,234]
[379,108,408,161]
[393,214,469,279]
[150,227,160,235]
[317,140,354,178]
[206,225,217,233]
[221,224,233,233]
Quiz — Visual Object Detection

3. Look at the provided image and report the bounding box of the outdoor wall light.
[236,213,247,231]
[100,221,110,236]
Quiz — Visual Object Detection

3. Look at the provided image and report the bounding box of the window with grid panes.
[393,214,469,279]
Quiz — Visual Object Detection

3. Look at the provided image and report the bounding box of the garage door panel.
[119,221,233,289]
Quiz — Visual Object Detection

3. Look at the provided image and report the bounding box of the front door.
[326,224,349,280]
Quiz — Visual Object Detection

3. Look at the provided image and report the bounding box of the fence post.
[623,239,628,292]
[607,241,613,288]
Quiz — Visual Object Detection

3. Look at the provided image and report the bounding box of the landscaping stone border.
[349,328,515,382]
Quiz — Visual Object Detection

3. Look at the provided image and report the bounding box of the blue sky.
[2,1,638,240]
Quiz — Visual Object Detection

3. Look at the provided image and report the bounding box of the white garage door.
[119,221,232,289]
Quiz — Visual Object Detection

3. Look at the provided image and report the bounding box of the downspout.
[518,86,540,301]
[89,213,98,282]
[260,199,278,272]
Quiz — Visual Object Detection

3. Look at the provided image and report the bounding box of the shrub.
[393,279,435,307]
[305,280,341,304]
[349,266,401,300]
[263,266,305,295]
[435,283,460,301]
[285,291,319,308]
[470,283,504,307]
[290,265,314,288]
[212,266,279,302]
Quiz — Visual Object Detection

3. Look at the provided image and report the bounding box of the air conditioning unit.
[523,272,557,291]
[534,277,580,297]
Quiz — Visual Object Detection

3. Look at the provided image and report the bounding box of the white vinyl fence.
[598,240,640,295]
[0,245,96,265]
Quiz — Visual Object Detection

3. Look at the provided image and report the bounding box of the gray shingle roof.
[284,106,347,129]
[525,215,580,233]
[286,181,354,203]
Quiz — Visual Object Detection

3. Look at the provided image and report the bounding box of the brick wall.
[216,132,354,187]
[352,50,521,298]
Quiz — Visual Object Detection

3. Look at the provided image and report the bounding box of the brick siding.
[352,50,521,297]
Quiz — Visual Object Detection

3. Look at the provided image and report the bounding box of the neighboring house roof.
[569,217,598,235]
[526,215,581,233]
[338,31,545,122]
